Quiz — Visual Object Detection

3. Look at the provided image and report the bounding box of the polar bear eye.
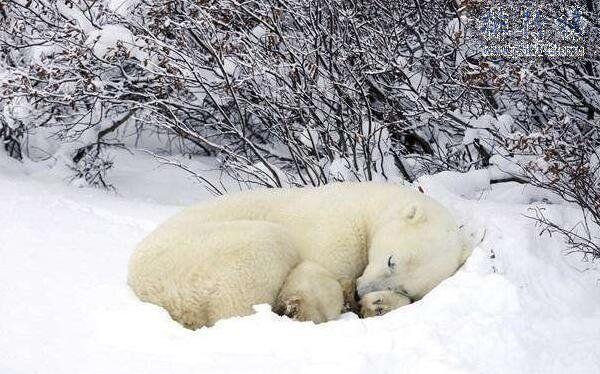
[387,255,396,270]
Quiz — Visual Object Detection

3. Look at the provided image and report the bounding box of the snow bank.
[1,161,599,374]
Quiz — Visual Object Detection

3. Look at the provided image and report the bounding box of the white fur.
[128,221,300,329]
[128,182,468,328]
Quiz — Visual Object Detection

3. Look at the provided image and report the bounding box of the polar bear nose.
[356,279,383,297]
[356,283,373,298]
[356,276,368,297]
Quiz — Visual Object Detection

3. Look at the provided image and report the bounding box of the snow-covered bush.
[0,0,185,185]
[1,0,494,188]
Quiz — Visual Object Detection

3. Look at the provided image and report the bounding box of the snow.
[86,24,137,58]
[106,0,140,16]
[1,153,600,374]
[2,96,31,129]
[462,114,515,145]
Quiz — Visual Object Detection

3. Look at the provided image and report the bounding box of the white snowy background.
[1,149,599,374]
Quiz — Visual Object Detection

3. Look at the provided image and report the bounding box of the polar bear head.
[356,203,465,302]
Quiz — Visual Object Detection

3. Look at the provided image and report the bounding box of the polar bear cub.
[128,221,300,329]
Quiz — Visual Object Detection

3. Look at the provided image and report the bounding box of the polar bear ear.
[402,204,427,224]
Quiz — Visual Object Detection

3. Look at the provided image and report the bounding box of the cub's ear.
[402,204,427,224]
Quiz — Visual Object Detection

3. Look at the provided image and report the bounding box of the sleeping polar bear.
[128,182,471,329]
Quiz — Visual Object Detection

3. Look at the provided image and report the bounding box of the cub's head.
[356,203,464,303]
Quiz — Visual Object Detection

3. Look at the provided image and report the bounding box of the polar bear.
[128,182,470,328]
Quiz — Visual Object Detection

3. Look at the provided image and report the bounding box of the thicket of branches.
[0,0,497,188]
[1,0,599,256]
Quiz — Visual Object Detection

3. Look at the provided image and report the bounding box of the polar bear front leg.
[359,290,411,318]
[274,261,344,324]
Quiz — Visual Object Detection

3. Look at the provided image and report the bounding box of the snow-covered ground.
[1,151,600,374]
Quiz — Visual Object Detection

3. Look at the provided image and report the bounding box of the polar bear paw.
[359,291,411,318]
[276,295,326,323]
